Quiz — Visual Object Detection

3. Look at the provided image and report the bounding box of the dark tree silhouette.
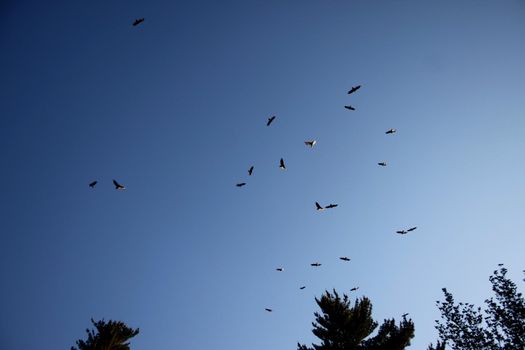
[71,319,139,350]
[427,341,446,350]
[297,290,414,350]
[433,266,525,350]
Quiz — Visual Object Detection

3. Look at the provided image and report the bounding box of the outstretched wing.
[348,85,361,94]
[113,179,125,189]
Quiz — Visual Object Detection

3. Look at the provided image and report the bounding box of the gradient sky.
[1,1,525,349]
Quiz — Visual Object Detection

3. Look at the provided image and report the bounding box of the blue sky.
[1,0,524,349]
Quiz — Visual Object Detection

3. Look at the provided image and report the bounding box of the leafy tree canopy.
[433,266,525,350]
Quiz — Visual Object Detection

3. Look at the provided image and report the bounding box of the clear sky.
[1,0,524,349]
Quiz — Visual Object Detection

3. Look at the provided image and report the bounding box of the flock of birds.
[86,18,418,314]
[228,84,418,313]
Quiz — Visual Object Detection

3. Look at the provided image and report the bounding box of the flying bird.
[350,287,359,291]
[378,162,387,166]
[397,226,416,234]
[276,268,284,272]
[347,85,361,94]
[315,202,324,211]
[132,18,144,26]
[311,262,321,267]
[300,286,306,290]
[265,308,273,312]
[279,158,286,170]
[339,257,351,261]
[344,105,356,111]
[325,204,338,209]
[113,179,125,190]
[248,166,254,176]
[89,181,98,188]
[304,140,317,147]
[266,116,276,126]
[236,182,246,187]
[385,128,396,134]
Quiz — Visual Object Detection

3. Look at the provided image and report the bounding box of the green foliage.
[71,319,139,350]
[434,266,525,350]
[298,290,414,350]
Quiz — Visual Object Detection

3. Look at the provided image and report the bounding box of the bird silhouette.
[236,182,246,187]
[279,158,286,170]
[311,262,321,267]
[397,227,416,234]
[385,128,396,134]
[300,286,306,290]
[378,162,387,167]
[304,140,317,147]
[350,287,359,291]
[132,18,144,26]
[344,105,356,111]
[248,166,254,176]
[347,85,361,94]
[113,179,125,190]
[265,308,273,312]
[325,204,338,209]
[339,257,350,261]
[89,181,98,188]
[267,116,276,126]
[315,202,324,211]
[276,267,284,272]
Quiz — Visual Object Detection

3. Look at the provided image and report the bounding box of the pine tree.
[433,266,525,350]
[427,341,446,350]
[297,290,415,350]
[71,318,139,350]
